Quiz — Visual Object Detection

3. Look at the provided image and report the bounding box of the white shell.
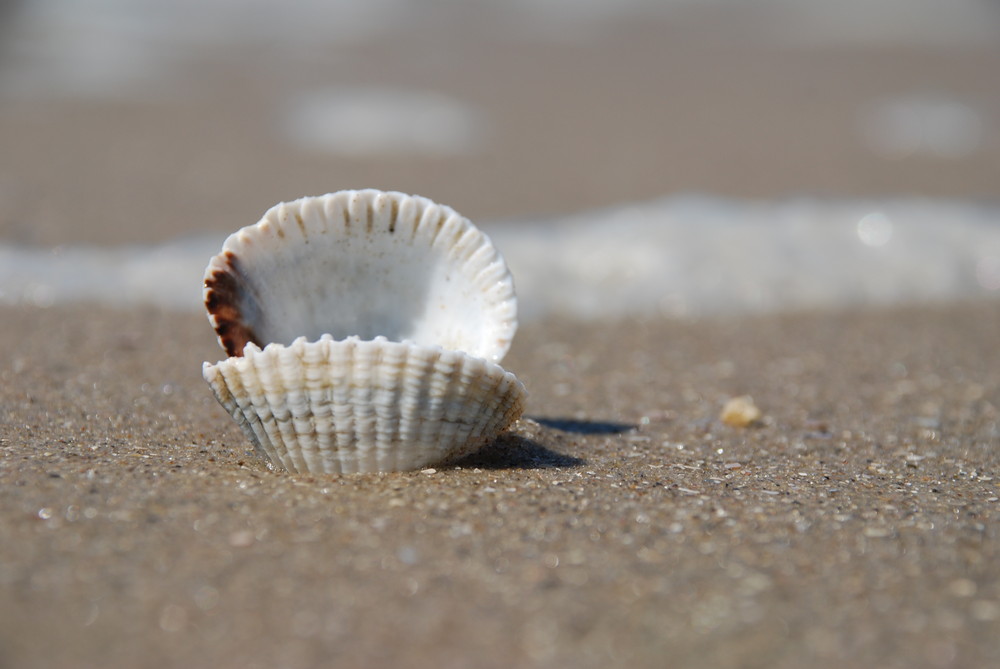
[203,336,525,474]
[202,190,526,473]
[204,189,517,363]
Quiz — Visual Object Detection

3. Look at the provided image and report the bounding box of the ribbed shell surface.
[203,190,517,364]
[203,336,527,474]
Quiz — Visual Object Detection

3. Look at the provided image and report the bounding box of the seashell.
[201,189,527,473]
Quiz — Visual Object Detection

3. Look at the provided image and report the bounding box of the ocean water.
[2,196,999,320]
[4,0,998,103]
[1,1,998,319]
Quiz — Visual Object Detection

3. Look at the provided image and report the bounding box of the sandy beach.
[1,301,999,668]
[2,2,1000,667]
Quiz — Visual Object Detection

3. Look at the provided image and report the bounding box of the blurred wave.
[2,196,998,319]
[3,0,998,100]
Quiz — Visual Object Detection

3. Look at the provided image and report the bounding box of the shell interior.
[204,190,517,363]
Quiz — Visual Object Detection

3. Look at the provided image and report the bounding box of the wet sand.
[1,301,998,668]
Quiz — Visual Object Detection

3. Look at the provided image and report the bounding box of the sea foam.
[1,196,998,320]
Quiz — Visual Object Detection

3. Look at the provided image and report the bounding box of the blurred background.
[1,0,999,314]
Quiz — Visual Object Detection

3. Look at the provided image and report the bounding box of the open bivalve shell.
[202,190,527,474]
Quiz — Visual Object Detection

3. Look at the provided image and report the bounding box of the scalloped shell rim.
[202,336,527,474]
[202,189,518,363]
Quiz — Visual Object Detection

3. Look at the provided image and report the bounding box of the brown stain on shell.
[204,251,260,357]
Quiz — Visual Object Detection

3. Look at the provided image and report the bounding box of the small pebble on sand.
[720,395,763,427]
